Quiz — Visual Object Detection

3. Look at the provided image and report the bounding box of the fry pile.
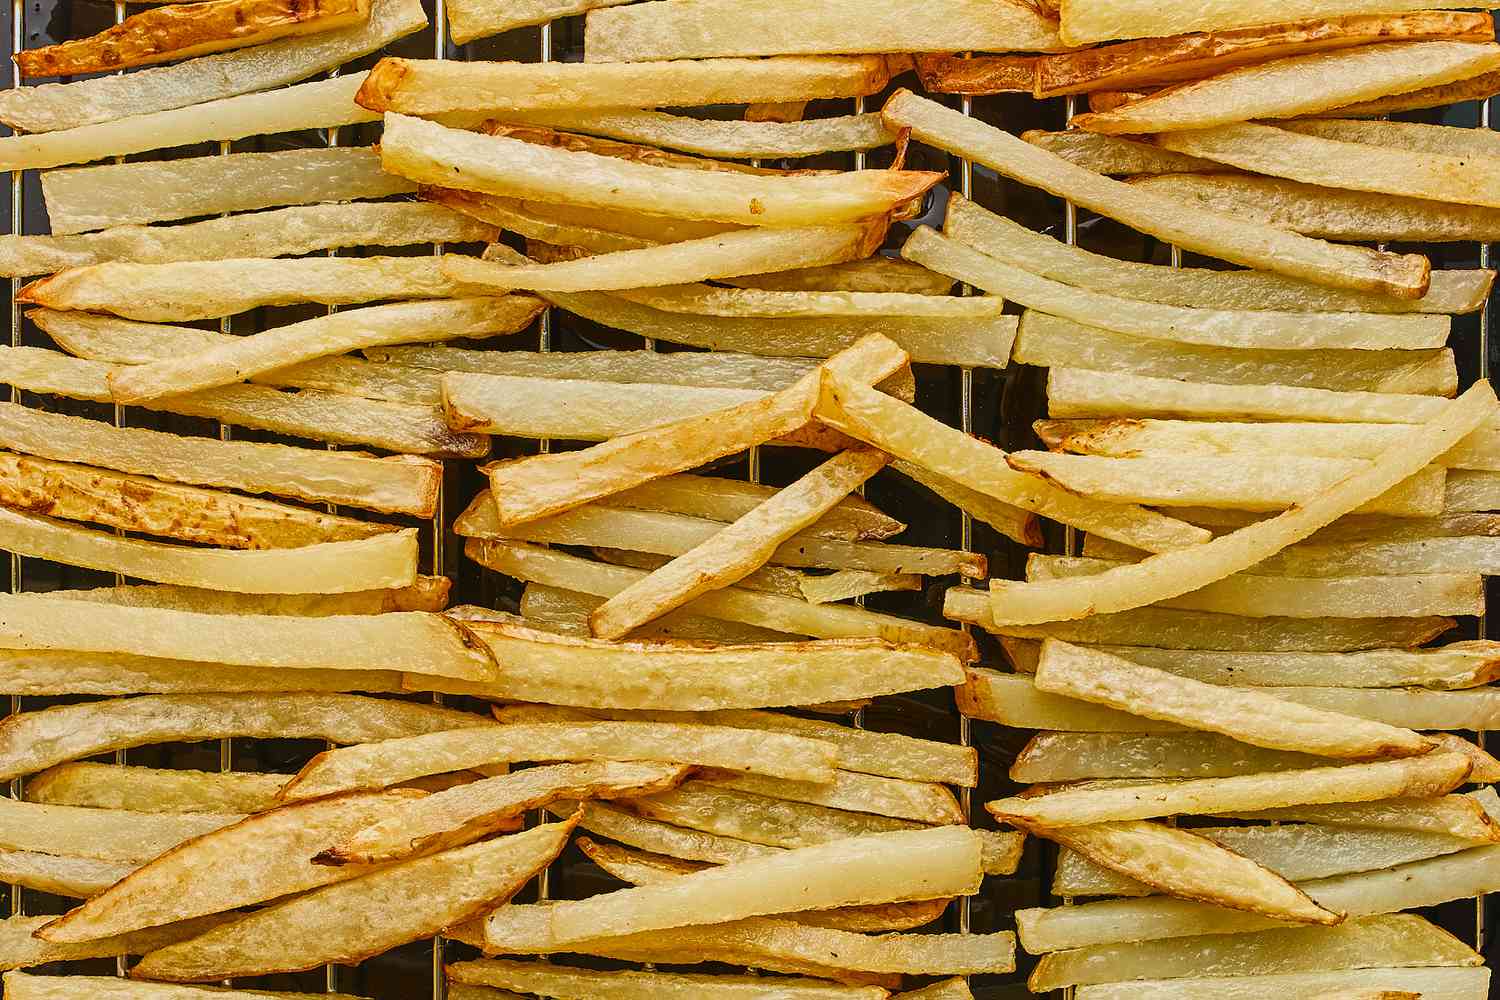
[0,0,1499,996]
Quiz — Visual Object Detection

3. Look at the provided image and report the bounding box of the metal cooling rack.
[0,6,1495,997]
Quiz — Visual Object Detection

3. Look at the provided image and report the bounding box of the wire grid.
[0,6,1497,997]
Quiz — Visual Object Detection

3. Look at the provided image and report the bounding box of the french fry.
[1017,843,1500,951]
[497,109,894,159]
[696,769,961,825]
[27,763,283,814]
[1057,0,1500,44]
[599,475,902,541]
[562,799,775,864]
[0,75,377,172]
[880,89,1430,297]
[912,53,1039,95]
[1030,914,1480,991]
[382,116,936,229]
[1161,122,1500,209]
[1449,470,1500,511]
[1032,820,1338,923]
[1257,686,1500,731]
[1020,129,1228,174]
[0,650,403,696]
[0,692,488,782]
[1223,794,1500,841]
[612,285,1002,320]
[988,752,1472,828]
[944,193,1491,314]
[16,0,371,77]
[3,973,373,999]
[0,799,240,864]
[471,540,977,659]
[903,227,1447,350]
[0,403,440,516]
[1088,530,1500,576]
[798,569,922,604]
[589,450,889,638]
[66,578,451,617]
[359,54,896,113]
[449,962,886,1000]
[990,381,1497,625]
[1010,452,1446,517]
[816,372,1211,553]
[728,257,955,295]
[0,850,133,899]
[1323,68,1500,116]
[893,460,1043,548]
[0,913,238,974]
[629,781,924,849]
[1041,10,1493,94]
[520,582,794,643]
[1072,42,1500,134]
[484,334,906,527]
[131,820,574,981]
[509,825,982,945]
[277,721,838,803]
[1074,969,1486,1000]
[1283,117,1500,157]
[41,146,412,235]
[896,983,973,1000]
[1128,172,1500,243]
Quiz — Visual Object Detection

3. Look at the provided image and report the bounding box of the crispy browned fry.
[914,53,1038,94]
[15,0,370,77]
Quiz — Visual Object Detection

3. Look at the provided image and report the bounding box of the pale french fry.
[63,579,449,617]
[1021,129,1231,174]
[0,201,495,278]
[0,851,130,899]
[277,720,838,803]
[1058,0,1500,44]
[131,820,574,981]
[27,763,283,814]
[40,147,414,235]
[1324,69,1500,116]
[509,825,982,945]
[728,257,954,295]
[0,649,402,696]
[1074,969,1486,1000]
[991,381,1497,625]
[904,228,1446,350]
[498,110,895,160]
[0,799,240,864]
[816,372,1211,553]
[359,54,896,113]
[1018,843,1500,951]
[589,451,889,638]
[1030,914,1480,991]
[4,973,373,999]
[0,692,487,782]
[893,460,1043,548]
[0,346,488,457]
[520,583,794,643]
[1260,686,1500,731]
[1223,794,1500,841]
[798,570,922,604]
[0,913,239,974]
[484,334,906,527]
[1035,820,1337,923]
[562,799,775,864]
[1449,469,1500,511]
[0,0,419,132]
[896,983,972,1000]
[16,0,371,77]
[629,781,923,849]
[1128,172,1500,243]
[1089,530,1500,576]
[945,194,1491,314]
[0,75,377,172]
[1034,640,1434,758]
[696,769,960,825]
[0,452,386,550]
[612,285,1002,321]
[1011,452,1445,517]
[989,752,1471,828]
[881,89,1430,297]
[1072,42,1500,134]
[0,402,440,516]
[472,540,976,659]
[586,0,1062,60]
[1161,122,1500,209]
[450,962,885,1000]
[1015,731,1326,782]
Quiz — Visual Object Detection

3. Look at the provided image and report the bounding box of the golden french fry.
[1020,129,1228,174]
[1324,68,1500,116]
[450,962,886,1000]
[728,257,954,294]
[913,53,1039,95]
[612,284,1002,320]
[1222,794,1500,842]
[27,763,283,814]
[1073,969,1483,1000]
[499,109,895,160]
[1058,0,1500,44]
[0,913,236,974]
[0,852,133,899]
[0,649,402,696]
[3,973,373,999]
[0,799,240,864]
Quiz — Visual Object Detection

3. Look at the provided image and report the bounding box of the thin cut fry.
[629,782,924,848]
[881,88,1430,297]
[798,570,922,604]
[27,763,284,814]
[601,474,902,541]
[450,962,885,999]
[612,284,1003,320]
[497,109,895,159]
[1020,129,1229,174]
[0,649,402,696]
[913,53,1040,95]
[0,799,240,863]
[697,769,960,825]
[131,820,575,981]
[728,257,954,294]
[894,460,1044,548]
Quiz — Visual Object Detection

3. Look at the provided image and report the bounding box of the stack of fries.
[2,0,1500,996]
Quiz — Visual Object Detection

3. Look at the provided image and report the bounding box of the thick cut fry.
[472,541,976,659]
[0,649,401,696]
[1011,452,1445,517]
[1034,640,1433,758]
[382,116,935,229]
[1020,130,1225,174]
[1074,968,1487,1000]
[485,335,906,527]
[41,147,413,235]
[1058,0,1500,44]
[449,962,885,1000]
[445,0,632,41]
[629,782,923,849]
[1036,820,1337,923]
[727,257,954,295]
[1089,531,1500,577]
[27,763,283,814]
[1224,795,1500,841]
[798,570,922,604]
[359,54,895,113]
[696,769,960,825]
[0,693,487,782]
[1130,172,1500,243]
[1030,914,1481,991]
[604,474,902,541]
[0,403,438,516]
[0,75,377,172]
[0,452,385,550]
[881,89,1430,297]
[445,377,774,440]
[562,799,775,864]
[1161,122,1500,209]
[16,0,371,77]
[497,110,895,160]
[3,973,371,999]
[0,799,240,864]
[944,195,1490,314]
[131,820,574,981]
[590,450,888,639]
[278,721,837,803]
[894,460,1044,548]
[320,764,682,864]
[913,53,1040,94]
[612,284,1002,320]
[990,381,1496,624]
[904,228,1446,350]
[0,852,133,899]
[522,583,793,643]
[989,753,1471,828]
[816,372,1211,553]
[0,914,237,974]
[512,825,982,944]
